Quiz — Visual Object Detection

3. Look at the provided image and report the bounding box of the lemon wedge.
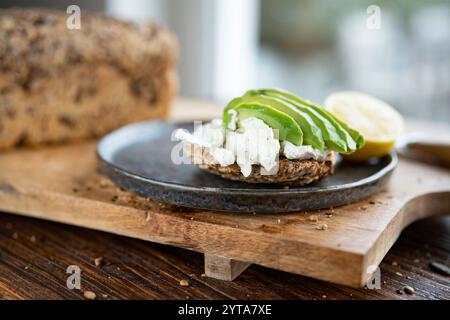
[324,91,404,161]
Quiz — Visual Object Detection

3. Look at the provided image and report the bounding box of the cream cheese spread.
[282,141,328,161]
[224,118,280,177]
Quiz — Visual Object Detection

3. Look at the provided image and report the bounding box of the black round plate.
[97,121,397,213]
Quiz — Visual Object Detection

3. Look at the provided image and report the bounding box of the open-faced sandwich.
[174,89,365,186]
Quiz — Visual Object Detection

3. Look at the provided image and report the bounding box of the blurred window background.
[1,0,449,123]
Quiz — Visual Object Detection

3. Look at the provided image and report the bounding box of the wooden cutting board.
[0,100,449,288]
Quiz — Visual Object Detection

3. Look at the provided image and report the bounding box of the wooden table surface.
[0,212,449,300]
[0,99,449,300]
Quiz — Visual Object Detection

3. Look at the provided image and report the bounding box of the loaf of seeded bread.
[0,9,177,149]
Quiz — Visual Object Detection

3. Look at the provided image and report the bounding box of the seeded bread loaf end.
[0,9,177,149]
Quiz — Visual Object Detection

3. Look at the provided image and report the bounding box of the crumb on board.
[316,223,328,231]
[179,279,189,286]
[99,179,109,188]
[94,257,104,267]
[83,291,97,300]
[404,286,414,295]
[309,215,319,222]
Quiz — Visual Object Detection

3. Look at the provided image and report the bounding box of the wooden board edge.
[361,191,450,287]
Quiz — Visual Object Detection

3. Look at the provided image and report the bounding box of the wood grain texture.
[0,212,448,300]
[0,100,449,288]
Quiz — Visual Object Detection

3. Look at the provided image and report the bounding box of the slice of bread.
[184,143,336,186]
[0,9,177,149]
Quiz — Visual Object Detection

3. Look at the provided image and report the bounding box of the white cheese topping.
[173,120,235,167]
[210,147,235,167]
[282,141,328,161]
[173,120,225,148]
[225,118,280,177]
[174,117,328,177]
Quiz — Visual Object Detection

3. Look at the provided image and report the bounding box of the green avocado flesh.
[227,95,324,150]
[223,102,303,146]
[256,89,364,151]
[223,89,365,154]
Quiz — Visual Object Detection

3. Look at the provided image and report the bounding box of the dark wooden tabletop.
[0,211,448,300]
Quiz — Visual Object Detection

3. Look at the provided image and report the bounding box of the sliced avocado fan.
[223,89,365,154]
[226,95,324,150]
[255,88,365,152]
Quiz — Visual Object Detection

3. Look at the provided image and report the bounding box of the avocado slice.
[226,95,325,150]
[223,102,303,146]
[256,89,365,152]
[244,90,348,153]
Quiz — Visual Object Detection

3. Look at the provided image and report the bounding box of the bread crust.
[0,9,177,149]
[184,143,336,186]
